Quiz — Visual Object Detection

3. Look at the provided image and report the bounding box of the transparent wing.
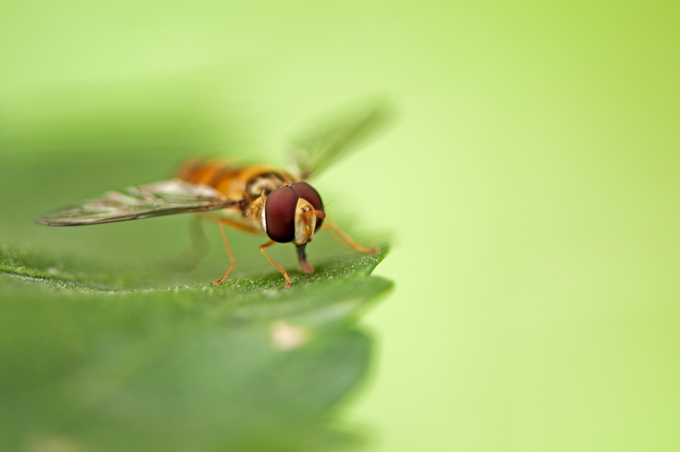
[289,100,392,179]
[36,179,239,226]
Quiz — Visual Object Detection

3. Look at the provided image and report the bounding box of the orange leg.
[259,240,292,289]
[213,220,236,285]
[322,223,380,254]
[200,212,260,234]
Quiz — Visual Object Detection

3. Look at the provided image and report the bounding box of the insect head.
[262,182,325,273]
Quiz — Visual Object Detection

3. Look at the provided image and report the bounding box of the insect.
[35,103,388,288]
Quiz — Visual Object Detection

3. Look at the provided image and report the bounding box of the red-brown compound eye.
[265,186,298,242]
[291,182,324,230]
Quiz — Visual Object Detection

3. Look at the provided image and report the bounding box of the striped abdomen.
[177,160,298,201]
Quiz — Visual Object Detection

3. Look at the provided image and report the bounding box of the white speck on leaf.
[269,321,309,351]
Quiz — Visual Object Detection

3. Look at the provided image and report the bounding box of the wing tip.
[35,216,52,226]
[35,215,73,226]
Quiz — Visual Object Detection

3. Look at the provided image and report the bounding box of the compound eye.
[291,182,324,230]
[265,186,298,242]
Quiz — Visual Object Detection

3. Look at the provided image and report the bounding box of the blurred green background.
[2,1,679,451]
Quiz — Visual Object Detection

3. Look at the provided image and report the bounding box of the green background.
[2,1,679,451]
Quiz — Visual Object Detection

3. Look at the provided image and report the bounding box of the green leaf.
[0,150,391,452]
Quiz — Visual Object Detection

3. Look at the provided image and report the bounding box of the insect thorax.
[241,171,297,226]
[244,172,293,199]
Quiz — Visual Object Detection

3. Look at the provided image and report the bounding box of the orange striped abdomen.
[177,160,297,200]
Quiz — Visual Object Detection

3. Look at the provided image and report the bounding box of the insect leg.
[168,215,210,274]
[259,240,292,289]
[321,223,380,254]
[213,220,236,285]
[201,212,260,233]
[189,214,210,257]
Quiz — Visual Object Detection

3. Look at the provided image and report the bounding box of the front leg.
[259,240,292,289]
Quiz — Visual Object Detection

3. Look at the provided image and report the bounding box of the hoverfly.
[35,103,388,288]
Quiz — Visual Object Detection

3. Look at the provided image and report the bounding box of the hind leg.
[321,223,380,254]
[169,215,211,274]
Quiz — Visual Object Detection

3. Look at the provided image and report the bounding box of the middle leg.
[213,220,236,285]
[208,215,261,286]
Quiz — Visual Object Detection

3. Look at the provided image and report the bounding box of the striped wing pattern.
[36,179,238,226]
